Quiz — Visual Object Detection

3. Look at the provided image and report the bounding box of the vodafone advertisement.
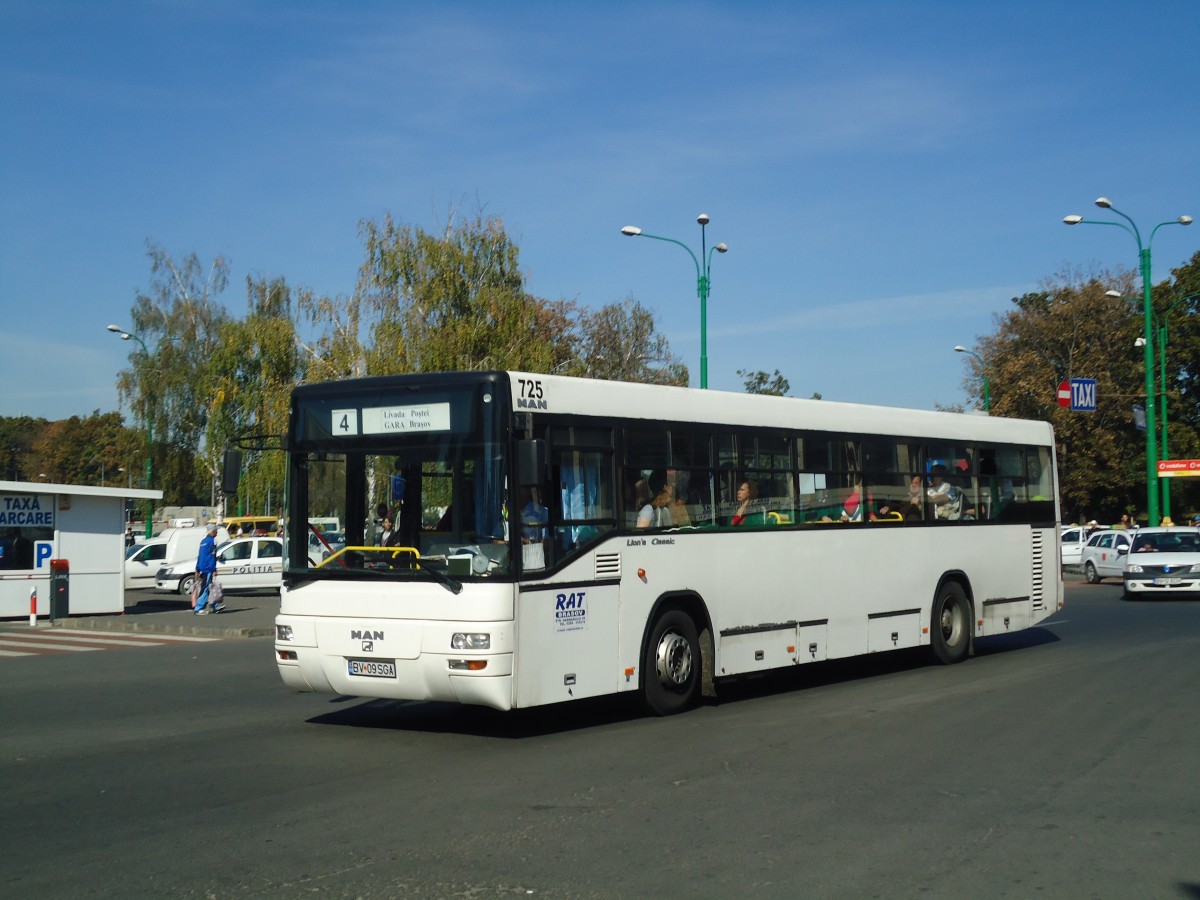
[1157,459,1200,478]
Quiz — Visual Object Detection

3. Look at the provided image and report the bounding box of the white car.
[155,536,284,595]
[1061,525,1106,567]
[1080,529,1132,584]
[1122,526,1200,600]
[123,539,169,589]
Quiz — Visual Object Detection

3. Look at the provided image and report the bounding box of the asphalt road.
[2,579,1198,899]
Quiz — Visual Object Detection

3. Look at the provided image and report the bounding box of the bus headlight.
[451,632,490,650]
[277,624,294,641]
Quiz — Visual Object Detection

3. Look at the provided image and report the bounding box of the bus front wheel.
[931,582,970,665]
[642,609,701,715]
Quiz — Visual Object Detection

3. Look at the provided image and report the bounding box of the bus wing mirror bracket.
[222,449,243,495]
[518,439,546,487]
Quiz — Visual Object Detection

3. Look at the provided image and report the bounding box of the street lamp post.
[107,323,156,538]
[621,214,728,388]
[1124,290,1198,522]
[953,345,990,411]
[1064,197,1192,526]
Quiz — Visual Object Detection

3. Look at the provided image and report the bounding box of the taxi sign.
[1057,378,1096,411]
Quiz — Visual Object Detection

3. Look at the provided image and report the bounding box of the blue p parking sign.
[1070,378,1097,412]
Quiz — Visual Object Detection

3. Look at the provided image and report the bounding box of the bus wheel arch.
[640,593,711,715]
[930,575,973,665]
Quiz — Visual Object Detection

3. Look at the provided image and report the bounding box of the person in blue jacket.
[193,522,224,615]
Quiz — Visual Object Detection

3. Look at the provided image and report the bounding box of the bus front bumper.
[274,614,515,711]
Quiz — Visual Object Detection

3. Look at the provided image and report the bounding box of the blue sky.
[3,1,1198,421]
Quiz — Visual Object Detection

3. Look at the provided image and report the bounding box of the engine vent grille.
[595,552,621,579]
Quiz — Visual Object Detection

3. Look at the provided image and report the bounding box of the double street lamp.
[621,214,728,389]
[1064,197,1192,526]
[953,345,990,411]
[107,323,156,538]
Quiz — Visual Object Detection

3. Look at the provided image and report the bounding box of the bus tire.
[179,573,196,596]
[642,608,701,715]
[930,581,970,665]
[1084,561,1101,584]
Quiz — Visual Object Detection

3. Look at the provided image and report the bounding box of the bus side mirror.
[517,439,546,487]
[222,449,243,494]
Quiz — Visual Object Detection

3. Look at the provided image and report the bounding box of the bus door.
[512,425,620,707]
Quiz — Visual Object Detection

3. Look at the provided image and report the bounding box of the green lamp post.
[1064,197,1192,526]
[953,345,990,411]
[1123,290,1199,522]
[621,214,728,389]
[108,323,157,539]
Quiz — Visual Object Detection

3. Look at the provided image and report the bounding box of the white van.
[123,525,229,590]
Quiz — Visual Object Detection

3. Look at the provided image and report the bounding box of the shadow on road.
[305,625,1062,738]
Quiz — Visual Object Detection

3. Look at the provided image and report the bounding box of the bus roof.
[291,370,1055,446]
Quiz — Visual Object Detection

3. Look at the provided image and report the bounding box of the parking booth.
[0,480,162,620]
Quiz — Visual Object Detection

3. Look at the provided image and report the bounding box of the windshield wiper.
[412,559,463,594]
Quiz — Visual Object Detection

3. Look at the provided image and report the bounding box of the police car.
[155,536,283,595]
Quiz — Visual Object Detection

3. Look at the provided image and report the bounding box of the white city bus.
[275,371,1063,714]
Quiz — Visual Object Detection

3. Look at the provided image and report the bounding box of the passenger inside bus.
[636,470,673,528]
[729,479,764,526]
[876,475,924,523]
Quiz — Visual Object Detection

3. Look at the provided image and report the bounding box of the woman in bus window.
[730,479,763,526]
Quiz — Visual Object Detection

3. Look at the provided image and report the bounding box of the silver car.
[1122,527,1200,600]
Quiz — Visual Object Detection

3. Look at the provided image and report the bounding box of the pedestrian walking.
[193,522,225,614]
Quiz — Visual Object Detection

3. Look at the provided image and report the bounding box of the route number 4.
[332,409,359,435]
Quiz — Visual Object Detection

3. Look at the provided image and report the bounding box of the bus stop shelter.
[0,480,162,619]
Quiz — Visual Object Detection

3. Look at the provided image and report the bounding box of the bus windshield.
[287,376,513,581]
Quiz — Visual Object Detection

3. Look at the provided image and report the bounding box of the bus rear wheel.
[931,582,970,665]
[642,609,701,716]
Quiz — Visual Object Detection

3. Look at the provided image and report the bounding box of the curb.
[44,617,273,639]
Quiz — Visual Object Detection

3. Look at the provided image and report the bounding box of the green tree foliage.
[0,416,47,481]
[206,276,300,515]
[302,213,682,385]
[738,368,790,396]
[312,213,577,376]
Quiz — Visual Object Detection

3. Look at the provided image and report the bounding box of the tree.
[302,212,683,386]
[0,416,47,481]
[974,269,1149,522]
[205,276,300,515]
[575,297,688,386]
[26,412,140,485]
[738,369,790,396]
[115,241,232,503]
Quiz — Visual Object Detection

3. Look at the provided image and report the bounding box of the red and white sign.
[1057,380,1072,408]
[1157,459,1200,478]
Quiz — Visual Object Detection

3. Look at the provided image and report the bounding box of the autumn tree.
[26,412,140,485]
[115,241,231,503]
[973,269,1155,522]
[574,297,688,385]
